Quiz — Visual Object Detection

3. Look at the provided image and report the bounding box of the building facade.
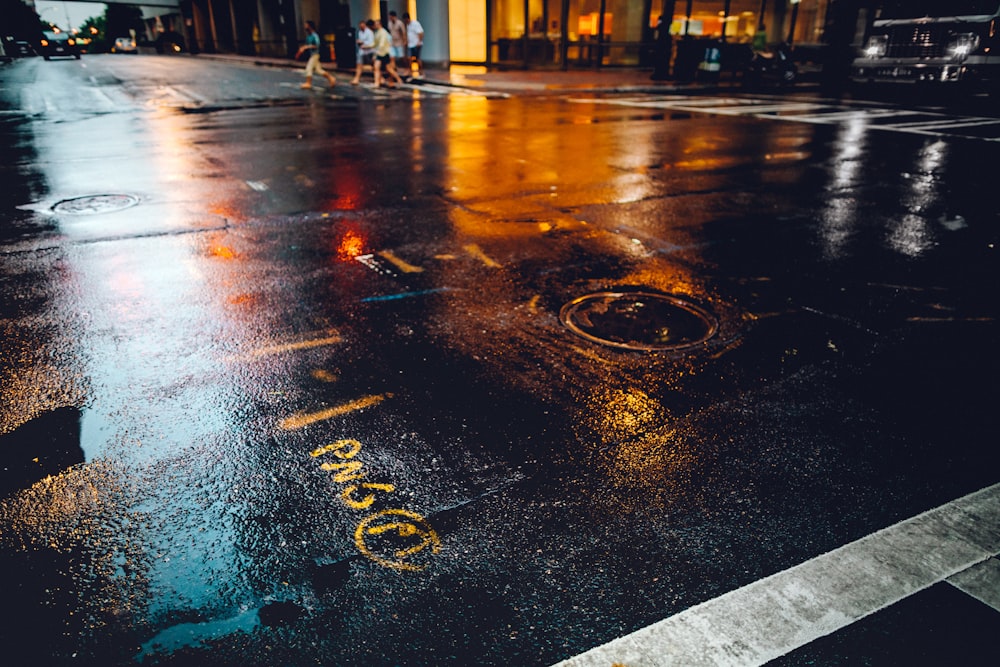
[178,1,870,69]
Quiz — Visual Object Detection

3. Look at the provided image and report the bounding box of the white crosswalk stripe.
[554,483,1000,667]
[570,95,1000,141]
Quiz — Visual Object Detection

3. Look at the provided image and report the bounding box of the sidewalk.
[193,52,766,95]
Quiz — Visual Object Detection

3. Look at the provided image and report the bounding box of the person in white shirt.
[402,13,424,79]
[350,20,375,85]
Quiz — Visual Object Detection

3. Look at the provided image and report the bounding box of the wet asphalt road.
[1,55,998,666]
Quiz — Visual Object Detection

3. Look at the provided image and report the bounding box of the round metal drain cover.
[560,291,718,351]
[51,194,139,215]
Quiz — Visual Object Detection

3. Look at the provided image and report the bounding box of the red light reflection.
[336,228,367,261]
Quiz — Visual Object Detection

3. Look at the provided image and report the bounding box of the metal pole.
[559,0,569,70]
[722,0,731,41]
[523,0,529,67]
[684,0,692,37]
[596,0,607,68]
[757,0,768,31]
[787,0,800,45]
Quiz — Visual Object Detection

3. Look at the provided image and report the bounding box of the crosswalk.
[570,95,1000,142]
[555,483,1000,667]
[14,79,502,120]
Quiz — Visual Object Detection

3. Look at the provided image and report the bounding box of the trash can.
[334,27,355,69]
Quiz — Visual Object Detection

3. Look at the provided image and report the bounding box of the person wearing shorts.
[350,20,375,85]
[387,11,407,76]
[371,19,403,88]
[403,13,423,79]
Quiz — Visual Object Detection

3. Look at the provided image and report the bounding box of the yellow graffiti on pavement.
[310,439,362,459]
[310,436,439,571]
[342,482,396,509]
[355,509,441,572]
[321,460,366,482]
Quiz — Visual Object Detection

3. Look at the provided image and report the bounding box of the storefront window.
[670,1,760,41]
[491,0,560,64]
[788,0,828,45]
[485,0,831,67]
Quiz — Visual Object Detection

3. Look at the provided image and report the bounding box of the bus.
[851,0,1000,94]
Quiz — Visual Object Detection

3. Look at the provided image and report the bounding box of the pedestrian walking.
[295,20,335,89]
[371,19,403,88]
[387,11,408,78]
[402,13,424,79]
[350,19,375,85]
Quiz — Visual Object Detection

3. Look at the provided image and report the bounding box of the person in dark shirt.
[295,20,336,89]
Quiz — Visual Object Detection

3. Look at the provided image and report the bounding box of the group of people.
[296,12,424,90]
[350,11,424,88]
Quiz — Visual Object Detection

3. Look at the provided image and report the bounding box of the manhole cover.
[560,291,718,351]
[51,194,139,215]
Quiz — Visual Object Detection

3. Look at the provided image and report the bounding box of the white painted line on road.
[947,556,1000,612]
[553,482,1000,667]
[887,118,1000,131]
[572,96,1000,141]
[792,109,915,123]
[410,81,507,97]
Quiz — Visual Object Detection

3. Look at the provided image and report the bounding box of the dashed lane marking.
[553,482,1000,667]
[236,333,343,361]
[463,243,502,268]
[378,249,425,273]
[279,393,388,430]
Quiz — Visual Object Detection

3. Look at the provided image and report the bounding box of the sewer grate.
[560,291,718,351]
[51,194,140,215]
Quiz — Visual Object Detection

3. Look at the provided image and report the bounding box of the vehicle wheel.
[74,54,80,59]
[43,55,50,61]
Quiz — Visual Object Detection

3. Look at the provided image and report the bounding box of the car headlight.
[947,32,979,59]
[40,39,49,47]
[864,35,888,58]
[67,39,75,46]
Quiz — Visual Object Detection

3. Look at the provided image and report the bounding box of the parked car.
[39,31,81,60]
[4,39,36,58]
[112,37,137,54]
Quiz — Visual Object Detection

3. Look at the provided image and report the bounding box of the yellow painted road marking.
[311,369,338,382]
[378,250,425,273]
[280,394,387,430]
[464,243,501,268]
[244,334,343,360]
